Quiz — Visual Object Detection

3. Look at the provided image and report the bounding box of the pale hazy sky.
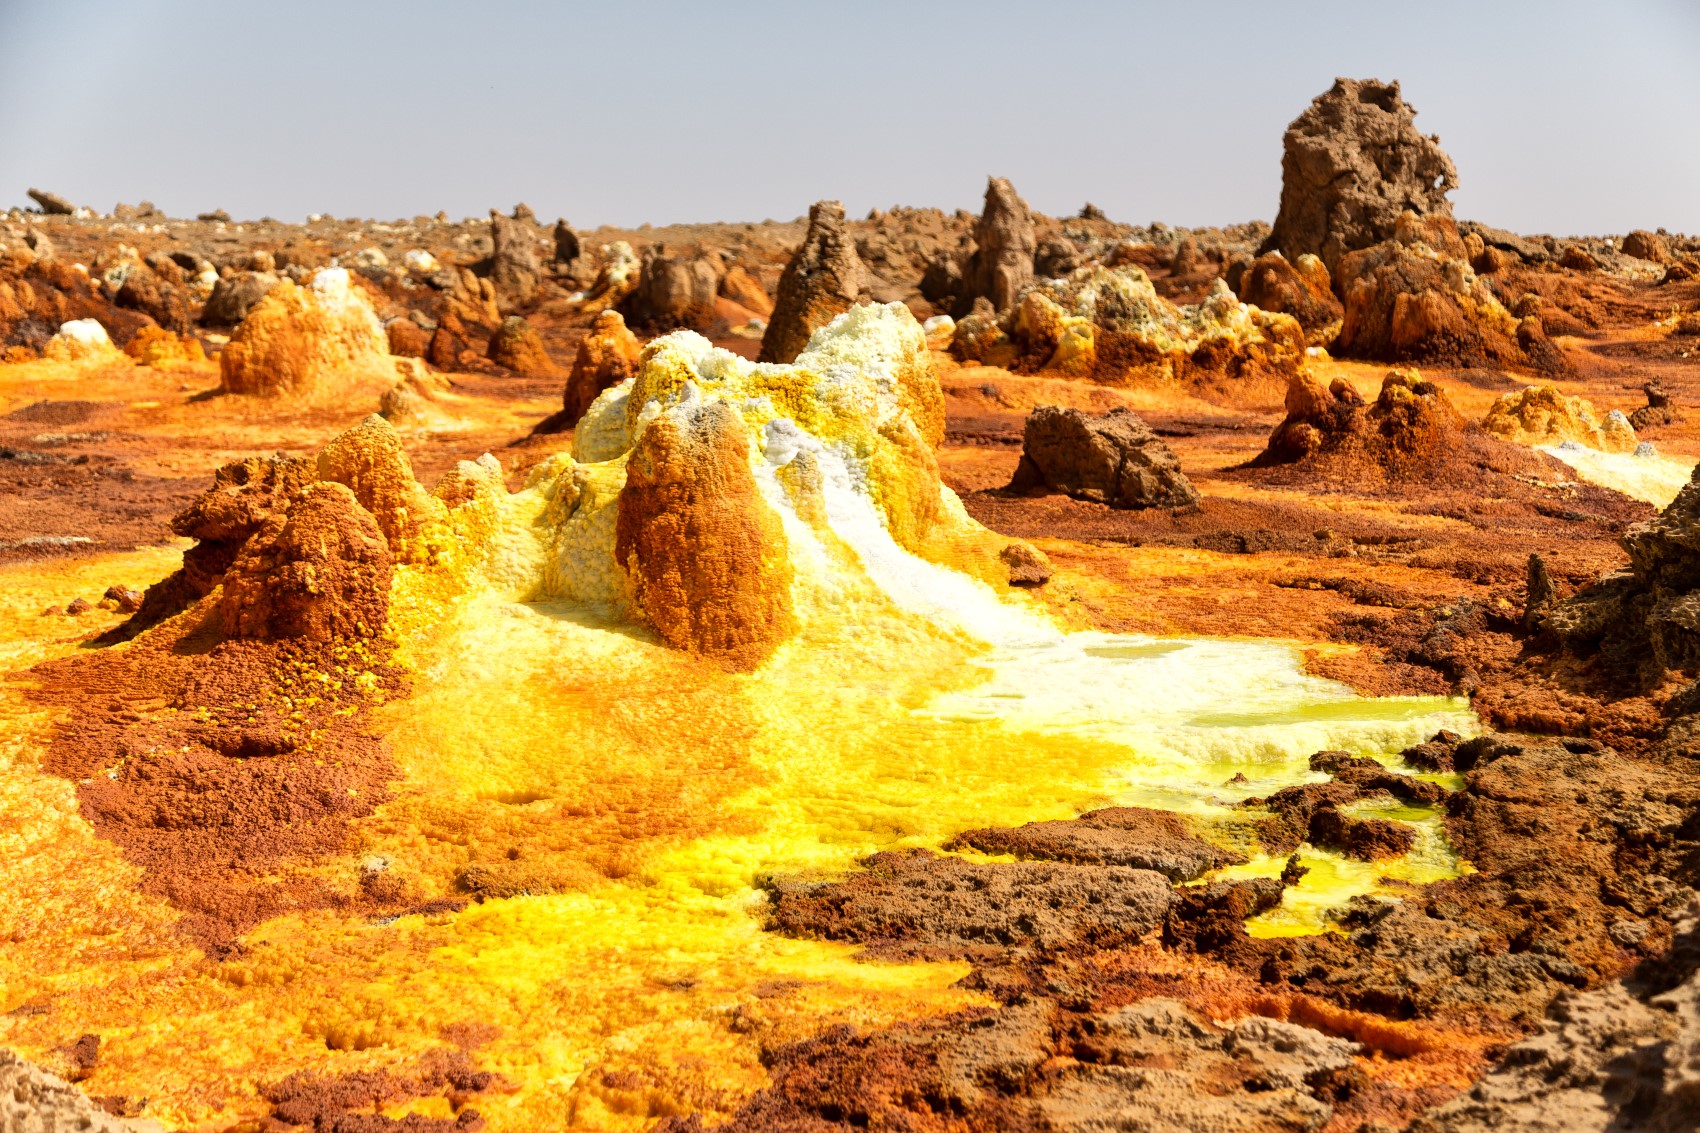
[2,0,1697,234]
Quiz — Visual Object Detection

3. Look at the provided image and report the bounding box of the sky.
[1,0,1697,235]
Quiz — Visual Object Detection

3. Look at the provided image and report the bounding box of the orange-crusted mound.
[219,268,394,397]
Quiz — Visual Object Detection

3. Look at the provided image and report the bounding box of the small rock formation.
[1335,213,1564,373]
[1630,381,1679,431]
[581,241,641,315]
[218,482,394,642]
[314,414,446,561]
[426,308,473,369]
[219,268,393,398]
[948,807,1239,881]
[485,314,557,375]
[1008,405,1201,509]
[759,201,868,363]
[1232,251,1344,341]
[1524,552,1556,630]
[114,265,191,334]
[562,309,643,423]
[201,271,280,326]
[43,318,123,363]
[378,368,457,427]
[442,266,501,330]
[385,317,428,358]
[955,176,1037,316]
[960,265,1306,396]
[27,188,76,215]
[488,208,541,311]
[123,325,205,367]
[615,398,795,671]
[1622,229,1672,264]
[1482,385,1638,453]
[624,245,723,330]
[1263,78,1458,270]
[1253,367,1546,488]
[717,265,773,318]
[1547,465,1700,681]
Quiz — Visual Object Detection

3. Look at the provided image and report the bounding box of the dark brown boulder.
[955,176,1036,316]
[758,201,868,363]
[386,318,428,358]
[1007,405,1200,509]
[1629,382,1679,432]
[115,266,191,334]
[1262,78,1458,271]
[552,219,581,265]
[486,315,557,375]
[218,482,394,642]
[28,188,75,214]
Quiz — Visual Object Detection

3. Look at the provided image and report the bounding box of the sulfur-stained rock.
[114,265,190,334]
[1008,405,1200,509]
[563,309,643,423]
[759,201,868,363]
[488,208,541,310]
[1263,77,1458,270]
[1560,245,1600,272]
[955,177,1036,316]
[486,314,557,375]
[1233,251,1343,341]
[426,308,473,369]
[1334,213,1560,372]
[217,482,393,642]
[0,1049,145,1133]
[315,415,446,560]
[624,244,723,330]
[201,270,279,326]
[219,268,393,397]
[1482,385,1639,453]
[615,398,794,671]
[1629,381,1679,432]
[42,318,124,363]
[123,324,205,367]
[581,241,641,315]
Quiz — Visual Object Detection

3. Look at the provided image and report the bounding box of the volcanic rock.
[1008,405,1200,509]
[552,219,580,265]
[1263,78,1458,270]
[201,270,279,326]
[624,245,723,330]
[616,397,795,671]
[122,325,205,367]
[487,208,540,311]
[219,268,393,398]
[114,267,190,334]
[562,309,643,423]
[1547,464,1700,681]
[1622,229,1672,264]
[217,481,394,642]
[485,315,557,375]
[1233,251,1344,341]
[1560,245,1600,272]
[28,188,75,215]
[0,1049,144,1133]
[948,807,1239,881]
[1482,385,1638,452]
[1335,213,1558,371]
[426,308,473,369]
[955,177,1037,316]
[759,201,868,363]
[765,848,1174,958]
[386,317,428,358]
[581,241,641,315]
[1034,236,1081,279]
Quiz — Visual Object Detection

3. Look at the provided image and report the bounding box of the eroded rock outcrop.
[485,314,557,375]
[562,309,643,423]
[1007,405,1200,509]
[315,414,446,560]
[202,270,279,326]
[1233,251,1343,341]
[218,481,394,642]
[219,268,394,398]
[1482,385,1638,453]
[1263,77,1458,270]
[955,176,1037,316]
[615,398,794,671]
[0,1049,148,1133]
[487,208,540,311]
[1335,213,1565,373]
[624,245,723,330]
[759,201,868,363]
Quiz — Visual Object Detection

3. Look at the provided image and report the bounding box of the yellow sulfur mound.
[219,267,393,397]
[1482,384,1638,453]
